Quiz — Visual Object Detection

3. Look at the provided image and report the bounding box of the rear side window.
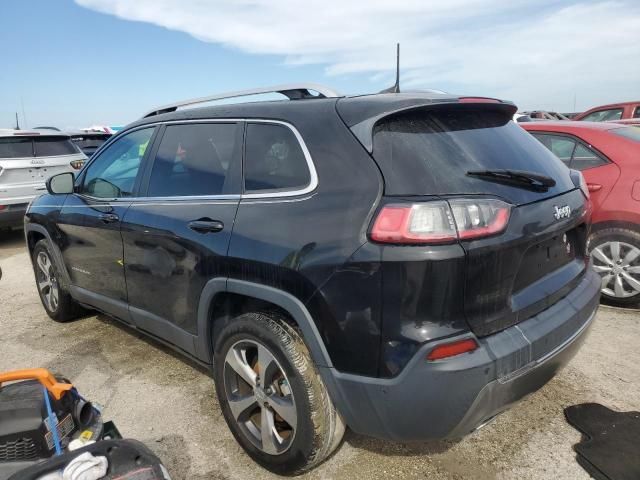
[372,107,571,196]
[34,137,79,157]
[571,144,607,170]
[580,108,623,122]
[634,107,640,119]
[244,123,310,193]
[147,123,239,197]
[0,137,33,158]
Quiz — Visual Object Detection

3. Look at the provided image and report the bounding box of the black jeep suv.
[25,84,600,474]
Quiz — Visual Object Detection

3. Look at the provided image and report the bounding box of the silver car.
[0,129,87,229]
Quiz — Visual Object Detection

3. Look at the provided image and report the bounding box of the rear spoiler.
[348,100,517,153]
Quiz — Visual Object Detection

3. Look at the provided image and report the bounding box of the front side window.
[147,123,239,197]
[580,108,623,122]
[633,107,640,119]
[81,128,154,198]
[533,134,576,166]
[244,123,311,193]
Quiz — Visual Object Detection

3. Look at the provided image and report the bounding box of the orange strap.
[0,368,73,400]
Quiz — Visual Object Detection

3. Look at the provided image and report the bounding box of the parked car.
[522,121,640,306]
[521,110,571,121]
[0,130,86,230]
[25,84,600,474]
[573,101,640,122]
[607,118,640,127]
[68,130,112,157]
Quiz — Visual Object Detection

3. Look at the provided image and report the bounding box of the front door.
[58,127,156,318]
[121,122,242,353]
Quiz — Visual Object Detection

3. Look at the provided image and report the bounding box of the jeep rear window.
[372,107,570,196]
[0,137,33,158]
[34,137,79,157]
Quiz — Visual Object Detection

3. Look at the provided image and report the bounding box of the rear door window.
[372,107,573,199]
[0,137,33,158]
[532,134,576,166]
[244,123,311,193]
[34,137,79,156]
[147,123,240,197]
[633,107,640,119]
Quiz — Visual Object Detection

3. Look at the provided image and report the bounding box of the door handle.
[587,183,602,192]
[188,219,224,234]
[99,213,120,223]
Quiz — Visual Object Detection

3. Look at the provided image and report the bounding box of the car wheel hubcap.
[36,251,59,311]
[223,339,297,455]
[591,241,640,298]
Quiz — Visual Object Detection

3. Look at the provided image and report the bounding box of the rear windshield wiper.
[466,169,556,191]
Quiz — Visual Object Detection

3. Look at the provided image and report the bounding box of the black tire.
[32,239,85,322]
[589,228,640,307]
[213,312,345,474]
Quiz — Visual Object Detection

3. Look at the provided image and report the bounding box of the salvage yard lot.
[1,230,638,480]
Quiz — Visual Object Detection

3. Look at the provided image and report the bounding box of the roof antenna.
[380,43,400,94]
[14,112,20,130]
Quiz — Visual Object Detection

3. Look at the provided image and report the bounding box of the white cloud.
[75,0,640,111]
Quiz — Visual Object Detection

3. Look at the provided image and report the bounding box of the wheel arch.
[24,224,71,288]
[591,220,640,236]
[196,278,334,370]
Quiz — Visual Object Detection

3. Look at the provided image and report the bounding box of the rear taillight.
[427,338,478,361]
[371,198,511,245]
[69,160,85,170]
[0,205,6,211]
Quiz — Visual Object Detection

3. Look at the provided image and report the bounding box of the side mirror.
[46,172,75,195]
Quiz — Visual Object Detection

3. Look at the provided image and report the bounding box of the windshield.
[372,107,574,200]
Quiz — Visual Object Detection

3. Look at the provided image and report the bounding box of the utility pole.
[15,112,20,130]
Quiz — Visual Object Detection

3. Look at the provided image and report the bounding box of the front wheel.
[213,312,345,474]
[589,228,640,307]
[32,239,85,322]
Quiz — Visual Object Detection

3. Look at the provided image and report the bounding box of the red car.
[522,121,640,306]
[573,101,640,122]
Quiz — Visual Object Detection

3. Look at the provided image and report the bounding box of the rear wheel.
[32,240,85,322]
[589,228,640,307]
[213,312,344,474]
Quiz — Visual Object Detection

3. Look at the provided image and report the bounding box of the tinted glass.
[0,137,32,158]
[611,126,640,142]
[82,128,153,198]
[532,134,575,166]
[34,137,79,157]
[634,107,640,119]
[571,144,607,170]
[244,123,310,192]
[372,107,572,196]
[147,123,238,197]
[581,108,623,122]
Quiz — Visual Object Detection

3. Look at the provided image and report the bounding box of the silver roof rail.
[142,83,342,118]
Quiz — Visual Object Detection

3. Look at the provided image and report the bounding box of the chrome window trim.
[112,118,318,202]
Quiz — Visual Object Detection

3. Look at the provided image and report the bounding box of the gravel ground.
[1,229,639,479]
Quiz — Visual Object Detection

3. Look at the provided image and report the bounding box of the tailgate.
[0,155,80,202]
[462,189,590,336]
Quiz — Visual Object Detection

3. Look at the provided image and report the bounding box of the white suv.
[0,130,87,229]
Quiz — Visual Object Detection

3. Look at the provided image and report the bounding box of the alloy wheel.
[36,251,59,312]
[223,339,297,455]
[591,240,640,299]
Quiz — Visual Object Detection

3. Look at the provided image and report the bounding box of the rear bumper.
[323,267,600,441]
[0,203,28,228]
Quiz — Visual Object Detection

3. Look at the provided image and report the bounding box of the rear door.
[58,127,156,318]
[121,121,242,353]
[0,136,85,205]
